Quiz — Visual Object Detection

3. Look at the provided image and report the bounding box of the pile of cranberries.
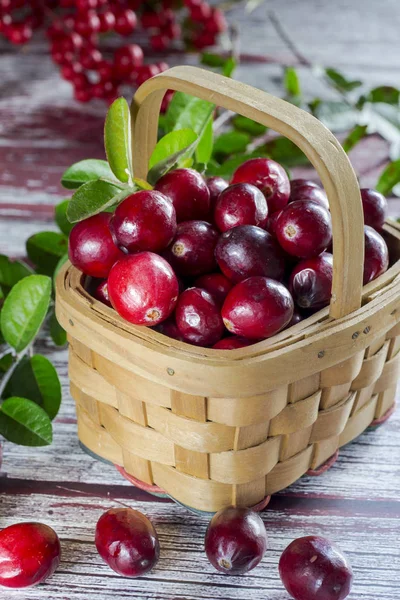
[0,0,226,105]
[0,507,353,600]
[69,157,390,350]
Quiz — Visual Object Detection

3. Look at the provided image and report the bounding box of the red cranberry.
[76,0,98,10]
[150,34,169,51]
[114,8,137,36]
[194,272,233,307]
[213,336,252,349]
[288,309,303,327]
[61,63,83,81]
[80,47,102,70]
[154,317,185,341]
[207,176,229,213]
[231,158,290,213]
[6,23,32,44]
[74,86,93,103]
[74,11,100,36]
[114,44,143,78]
[289,252,333,311]
[290,179,320,193]
[266,210,282,235]
[163,220,218,276]
[108,253,179,326]
[69,212,124,278]
[360,188,388,229]
[214,183,269,232]
[175,287,224,347]
[215,225,285,283]
[94,280,112,307]
[95,508,159,577]
[110,190,176,253]
[0,522,60,588]
[363,225,389,284]
[222,276,294,339]
[155,168,210,222]
[290,182,329,210]
[98,10,115,33]
[205,506,267,575]
[275,200,332,258]
[135,64,160,86]
[279,536,353,600]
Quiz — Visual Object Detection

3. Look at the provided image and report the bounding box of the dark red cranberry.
[135,64,160,86]
[360,188,388,229]
[114,44,143,78]
[231,158,290,213]
[215,225,285,283]
[290,182,329,210]
[279,536,353,600]
[290,179,320,194]
[289,252,333,311]
[287,309,303,327]
[74,86,92,103]
[275,200,332,258]
[113,8,137,36]
[94,280,112,307]
[154,317,185,341]
[98,10,115,33]
[6,23,32,44]
[175,287,224,347]
[74,11,100,36]
[265,210,283,235]
[163,220,218,276]
[95,508,159,577]
[110,190,176,253]
[0,523,60,588]
[107,252,179,325]
[363,225,389,284]
[155,168,210,222]
[207,176,229,214]
[222,276,294,339]
[194,272,233,307]
[205,506,267,575]
[69,212,124,278]
[212,336,252,349]
[80,47,102,70]
[214,183,269,232]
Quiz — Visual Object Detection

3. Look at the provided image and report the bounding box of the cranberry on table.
[222,276,294,340]
[207,176,229,214]
[205,506,267,575]
[231,157,290,213]
[107,252,179,326]
[214,183,269,232]
[113,44,143,78]
[95,508,159,577]
[279,536,353,600]
[163,220,218,276]
[360,188,388,229]
[212,336,252,349]
[94,280,112,308]
[110,190,176,253]
[194,272,233,307]
[290,181,329,210]
[289,252,333,311]
[69,212,124,278]
[275,200,332,258]
[175,287,224,347]
[0,522,61,588]
[155,168,210,222]
[215,224,285,283]
[113,8,137,36]
[363,225,389,284]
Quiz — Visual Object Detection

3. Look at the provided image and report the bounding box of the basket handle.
[131,66,364,319]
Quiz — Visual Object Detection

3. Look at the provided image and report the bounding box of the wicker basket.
[55,66,400,513]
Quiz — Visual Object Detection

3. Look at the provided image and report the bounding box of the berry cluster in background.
[0,0,227,104]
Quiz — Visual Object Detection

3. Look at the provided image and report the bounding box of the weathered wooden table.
[1,2,399,598]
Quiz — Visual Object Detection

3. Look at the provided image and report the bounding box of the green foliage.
[0,255,32,291]
[284,66,301,98]
[55,200,73,236]
[104,97,133,183]
[26,232,68,276]
[232,115,267,137]
[67,180,129,223]
[325,68,362,93]
[376,160,400,196]
[0,397,52,446]
[147,129,198,185]
[61,159,117,189]
[342,125,368,153]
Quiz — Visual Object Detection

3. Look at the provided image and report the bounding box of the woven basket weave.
[56,67,400,512]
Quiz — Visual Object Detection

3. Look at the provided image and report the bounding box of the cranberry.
[114,8,137,36]
[215,225,285,283]
[175,287,224,347]
[288,309,303,327]
[205,506,267,575]
[194,272,233,307]
[135,64,160,86]
[74,11,100,36]
[279,536,353,600]
[266,210,282,235]
[0,522,60,588]
[94,280,112,307]
[214,183,269,232]
[154,317,185,341]
[207,176,229,216]
[114,44,143,78]
[80,47,102,70]
[290,181,329,210]
[6,23,32,45]
[69,212,124,278]
[98,10,115,32]
[163,220,218,276]
[275,200,332,258]
[363,225,389,284]
[95,508,159,577]
[155,168,210,222]
[151,34,169,51]
[108,252,178,326]
[76,0,98,10]
[360,188,388,229]
[190,2,211,20]
[222,276,294,339]
[207,8,227,33]
[61,63,83,81]
[110,190,176,253]
[289,252,333,311]
[213,336,252,349]
[231,158,290,213]
[290,179,320,193]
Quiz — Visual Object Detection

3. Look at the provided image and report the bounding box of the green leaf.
[201,52,226,68]
[147,129,198,185]
[233,115,267,137]
[0,255,32,289]
[342,124,368,153]
[3,355,61,420]
[213,131,250,157]
[284,66,301,98]
[222,57,237,78]
[0,275,51,352]
[376,160,400,196]
[104,97,133,183]
[55,200,73,236]
[0,397,52,446]
[61,159,117,190]
[263,137,310,167]
[26,232,68,276]
[367,86,400,105]
[67,179,128,223]
[195,116,214,165]
[165,92,215,136]
[0,353,14,374]
[360,102,400,157]
[310,100,359,132]
[325,68,362,93]
[49,309,67,347]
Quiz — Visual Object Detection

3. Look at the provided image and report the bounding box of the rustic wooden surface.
[1,1,400,598]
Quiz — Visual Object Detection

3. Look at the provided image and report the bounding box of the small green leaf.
[213,131,250,157]
[147,129,198,185]
[233,115,267,137]
[222,57,237,78]
[342,124,368,153]
[61,159,117,190]
[0,353,14,374]
[67,179,128,223]
[165,92,215,136]
[0,397,52,446]
[195,115,213,165]
[104,97,133,183]
[284,66,301,98]
[201,52,226,68]
[0,255,32,289]
[263,137,310,167]
[310,100,359,132]
[376,160,400,196]
[49,309,67,347]
[55,200,73,236]
[133,178,153,191]
[26,232,68,276]
[325,68,362,93]
[0,275,51,352]
[367,86,400,105]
